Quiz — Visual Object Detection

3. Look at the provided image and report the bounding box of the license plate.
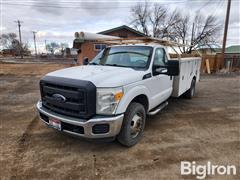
[49,118,61,131]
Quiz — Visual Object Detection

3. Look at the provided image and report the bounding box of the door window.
[153,48,167,66]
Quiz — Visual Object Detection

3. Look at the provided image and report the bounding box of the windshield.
[90,46,153,69]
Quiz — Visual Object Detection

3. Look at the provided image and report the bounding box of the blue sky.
[1,0,239,53]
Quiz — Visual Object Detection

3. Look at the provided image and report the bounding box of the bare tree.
[130,3,181,38]
[130,2,221,54]
[0,33,18,49]
[130,2,150,36]
[149,3,167,37]
[60,43,69,56]
[188,15,221,53]
[0,33,30,56]
[160,9,182,39]
[169,14,221,53]
[170,14,190,53]
[46,42,60,54]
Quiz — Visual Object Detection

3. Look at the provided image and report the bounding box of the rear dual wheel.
[185,78,196,99]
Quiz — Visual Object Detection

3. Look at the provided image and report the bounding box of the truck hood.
[46,65,146,87]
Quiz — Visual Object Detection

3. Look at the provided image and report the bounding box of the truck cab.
[37,43,200,147]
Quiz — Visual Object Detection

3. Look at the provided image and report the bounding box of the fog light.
[92,124,109,134]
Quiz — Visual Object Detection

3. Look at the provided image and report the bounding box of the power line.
[3,0,173,1]
[195,0,212,12]
[1,1,189,9]
[1,0,234,10]
[3,0,187,3]
[14,20,23,59]
[209,0,224,17]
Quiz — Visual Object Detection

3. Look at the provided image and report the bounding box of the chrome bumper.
[36,101,124,138]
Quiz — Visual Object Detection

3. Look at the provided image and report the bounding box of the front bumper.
[36,101,124,138]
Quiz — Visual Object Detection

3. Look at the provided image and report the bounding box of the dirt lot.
[0,63,239,180]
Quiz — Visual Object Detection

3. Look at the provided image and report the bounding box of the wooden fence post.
[205,59,211,74]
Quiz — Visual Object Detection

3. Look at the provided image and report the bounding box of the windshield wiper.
[108,51,149,57]
[104,64,122,67]
[104,64,134,69]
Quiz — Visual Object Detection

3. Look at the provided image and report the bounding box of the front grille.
[40,76,96,119]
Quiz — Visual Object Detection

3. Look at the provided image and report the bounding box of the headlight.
[96,87,124,115]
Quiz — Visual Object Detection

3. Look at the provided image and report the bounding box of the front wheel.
[117,102,146,147]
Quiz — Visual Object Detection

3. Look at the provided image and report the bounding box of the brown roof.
[98,25,146,37]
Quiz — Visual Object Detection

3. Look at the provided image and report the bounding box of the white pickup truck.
[37,43,201,147]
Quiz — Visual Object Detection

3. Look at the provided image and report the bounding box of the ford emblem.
[52,94,66,102]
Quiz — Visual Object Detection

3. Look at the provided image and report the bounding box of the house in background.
[73,25,146,64]
[98,25,146,38]
[217,45,240,68]
[196,44,222,55]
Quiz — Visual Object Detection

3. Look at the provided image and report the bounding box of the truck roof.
[110,43,165,48]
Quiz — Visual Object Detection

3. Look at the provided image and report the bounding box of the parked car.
[37,43,201,147]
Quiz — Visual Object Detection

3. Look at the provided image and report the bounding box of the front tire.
[117,102,146,147]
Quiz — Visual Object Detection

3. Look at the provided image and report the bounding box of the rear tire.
[117,102,146,147]
[184,78,196,99]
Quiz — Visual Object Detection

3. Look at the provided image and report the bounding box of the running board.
[147,101,168,116]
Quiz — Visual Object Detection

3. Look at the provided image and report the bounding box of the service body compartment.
[171,57,201,97]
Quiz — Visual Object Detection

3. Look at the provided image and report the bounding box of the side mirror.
[153,65,168,76]
[153,60,179,76]
[83,57,89,65]
[167,60,179,76]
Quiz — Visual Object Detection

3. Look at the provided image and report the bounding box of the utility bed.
[171,57,201,97]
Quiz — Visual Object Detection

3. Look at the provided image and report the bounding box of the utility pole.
[45,40,47,53]
[14,20,23,59]
[220,0,231,69]
[32,31,37,56]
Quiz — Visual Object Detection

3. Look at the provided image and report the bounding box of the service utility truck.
[37,38,201,147]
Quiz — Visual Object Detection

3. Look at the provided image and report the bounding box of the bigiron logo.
[180,161,237,179]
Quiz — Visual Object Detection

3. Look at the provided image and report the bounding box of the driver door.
[149,48,173,108]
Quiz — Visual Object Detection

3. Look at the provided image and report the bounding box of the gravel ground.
[0,63,239,180]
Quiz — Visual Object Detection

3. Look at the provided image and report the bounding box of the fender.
[115,85,151,114]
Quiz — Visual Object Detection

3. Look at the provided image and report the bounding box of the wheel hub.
[130,113,142,138]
